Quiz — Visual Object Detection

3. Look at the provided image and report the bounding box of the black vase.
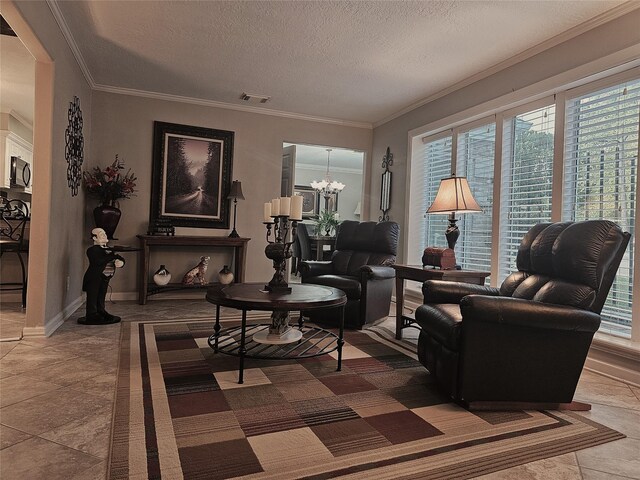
[93,204,121,240]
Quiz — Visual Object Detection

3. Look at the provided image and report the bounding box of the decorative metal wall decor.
[379,146,393,221]
[65,96,84,196]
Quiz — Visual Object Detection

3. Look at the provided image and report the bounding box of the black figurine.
[78,228,125,325]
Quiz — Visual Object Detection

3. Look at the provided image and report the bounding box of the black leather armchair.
[300,220,399,329]
[415,220,630,408]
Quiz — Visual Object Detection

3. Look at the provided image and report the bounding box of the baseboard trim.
[22,295,84,337]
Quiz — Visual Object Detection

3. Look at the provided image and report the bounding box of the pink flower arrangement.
[83,155,137,206]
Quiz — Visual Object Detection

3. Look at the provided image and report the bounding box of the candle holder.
[264,216,298,294]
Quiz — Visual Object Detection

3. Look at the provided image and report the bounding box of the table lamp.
[227,180,245,238]
[426,174,481,253]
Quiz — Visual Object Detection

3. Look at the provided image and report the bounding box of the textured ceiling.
[51,1,628,124]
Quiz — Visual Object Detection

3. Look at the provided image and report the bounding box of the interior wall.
[11,0,92,328]
[90,91,372,295]
[370,8,640,263]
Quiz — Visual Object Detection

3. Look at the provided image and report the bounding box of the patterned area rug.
[109,316,624,479]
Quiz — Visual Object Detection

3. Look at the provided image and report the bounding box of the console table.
[392,264,490,340]
[136,235,250,304]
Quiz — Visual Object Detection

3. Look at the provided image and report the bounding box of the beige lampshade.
[427,175,482,214]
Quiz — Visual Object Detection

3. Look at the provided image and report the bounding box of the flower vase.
[93,204,121,240]
[153,265,172,286]
[218,265,234,285]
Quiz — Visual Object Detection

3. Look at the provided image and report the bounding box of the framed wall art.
[293,185,319,219]
[150,121,234,229]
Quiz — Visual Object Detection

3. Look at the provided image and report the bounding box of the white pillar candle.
[290,195,303,221]
[263,202,273,223]
[280,197,291,216]
[271,198,280,216]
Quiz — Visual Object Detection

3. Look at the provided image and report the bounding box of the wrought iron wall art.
[379,146,393,221]
[65,96,84,196]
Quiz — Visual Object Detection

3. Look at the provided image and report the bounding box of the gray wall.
[14,0,93,326]
[370,9,640,263]
[90,91,372,294]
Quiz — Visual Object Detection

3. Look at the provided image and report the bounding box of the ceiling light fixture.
[310,149,345,211]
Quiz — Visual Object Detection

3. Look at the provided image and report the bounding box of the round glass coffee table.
[206,283,347,383]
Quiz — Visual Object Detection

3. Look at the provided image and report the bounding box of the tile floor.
[0,299,639,480]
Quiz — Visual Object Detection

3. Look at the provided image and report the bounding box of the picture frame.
[150,121,234,229]
[294,185,319,219]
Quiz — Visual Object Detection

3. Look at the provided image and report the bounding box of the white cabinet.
[0,130,33,193]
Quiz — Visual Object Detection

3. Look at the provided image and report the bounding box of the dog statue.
[182,256,210,285]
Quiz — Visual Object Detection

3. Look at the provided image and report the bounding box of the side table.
[392,264,490,340]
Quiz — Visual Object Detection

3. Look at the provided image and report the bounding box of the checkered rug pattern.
[108,317,624,479]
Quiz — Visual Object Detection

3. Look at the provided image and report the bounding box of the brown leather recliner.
[300,220,399,329]
[415,220,630,407]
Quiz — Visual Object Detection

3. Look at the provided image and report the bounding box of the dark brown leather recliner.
[300,220,399,329]
[415,220,630,407]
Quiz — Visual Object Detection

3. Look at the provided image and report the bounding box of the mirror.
[379,147,393,221]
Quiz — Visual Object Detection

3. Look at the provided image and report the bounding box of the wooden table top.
[206,282,346,311]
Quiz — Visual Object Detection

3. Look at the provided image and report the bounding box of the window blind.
[499,105,555,282]
[563,79,640,337]
[423,136,453,251]
[456,123,495,280]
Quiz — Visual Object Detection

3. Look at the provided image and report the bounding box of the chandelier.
[310,149,346,197]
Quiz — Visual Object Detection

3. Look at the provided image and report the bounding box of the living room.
[1,1,639,479]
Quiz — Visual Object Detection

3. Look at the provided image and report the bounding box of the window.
[408,67,640,340]
[563,79,640,336]
[499,104,555,281]
[456,123,495,276]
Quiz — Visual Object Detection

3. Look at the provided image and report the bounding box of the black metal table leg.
[238,309,247,384]
[298,310,304,331]
[337,305,345,371]
[214,304,221,353]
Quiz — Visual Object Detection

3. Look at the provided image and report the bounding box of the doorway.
[282,142,365,279]
[0,14,35,341]
[1,3,55,338]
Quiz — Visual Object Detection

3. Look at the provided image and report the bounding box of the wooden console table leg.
[238,309,247,384]
[138,241,150,305]
[395,276,404,340]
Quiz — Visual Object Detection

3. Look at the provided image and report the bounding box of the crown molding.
[93,84,372,129]
[46,0,371,128]
[8,110,33,129]
[47,0,96,88]
[374,1,640,128]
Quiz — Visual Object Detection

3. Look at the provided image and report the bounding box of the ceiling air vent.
[240,92,271,104]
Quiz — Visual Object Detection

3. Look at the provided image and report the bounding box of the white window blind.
[423,135,453,250]
[456,123,495,278]
[563,79,640,337]
[499,105,555,281]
